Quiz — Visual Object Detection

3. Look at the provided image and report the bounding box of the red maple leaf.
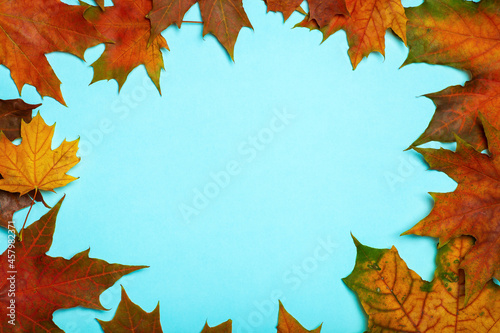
[0,197,146,332]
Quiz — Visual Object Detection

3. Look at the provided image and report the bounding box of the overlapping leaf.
[403,117,500,301]
[404,0,500,150]
[0,99,39,141]
[148,0,252,59]
[0,0,106,105]
[266,0,348,26]
[84,0,168,92]
[297,0,407,69]
[0,113,80,195]
[345,235,500,332]
[0,198,146,332]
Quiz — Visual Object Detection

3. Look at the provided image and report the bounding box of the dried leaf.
[148,0,252,59]
[404,0,500,150]
[0,0,106,104]
[0,198,146,331]
[404,116,500,301]
[344,235,500,332]
[84,0,168,92]
[0,113,80,195]
[98,286,163,333]
[277,301,322,333]
[200,319,232,332]
[296,0,407,69]
[0,99,40,141]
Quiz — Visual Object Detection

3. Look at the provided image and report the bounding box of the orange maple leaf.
[403,116,500,301]
[296,0,407,69]
[404,0,500,150]
[277,301,322,333]
[345,235,500,332]
[0,113,80,195]
[147,0,252,60]
[84,0,168,92]
[0,0,106,105]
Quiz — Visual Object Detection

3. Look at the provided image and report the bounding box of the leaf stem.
[18,189,37,241]
[182,20,203,24]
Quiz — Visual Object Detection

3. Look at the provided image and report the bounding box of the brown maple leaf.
[296,0,407,69]
[98,286,163,332]
[147,0,252,59]
[0,198,146,332]
[277,301,322,333]
[403,116,500,302]
[0,99,39,141]
[200,320,232,332]
[404,0,500,150]
[344,235,500,332]
[0,0,107,105]
[84,0,168,92]
[0,113,80,196]
[0,191,32,229]
[266,0,348,26]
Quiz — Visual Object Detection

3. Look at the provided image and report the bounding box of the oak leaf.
[403,116,500,301]
[296,0,407,69]
[344,235,500,332]
[0,113,80,196]
[148,0,252,59]
[98,286,163,332]
[0,0,106,105]
[84,0,168,92]
[277,301,322,333]
[0,198,146,332]
[404,0,500,150]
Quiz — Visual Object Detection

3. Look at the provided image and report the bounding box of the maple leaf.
[0,0,107,105]
[404,0,500,150]
[0,197,146,332]
[277,301,322,333]
[147,0,252,60]
[84,0,168,92]
[200,320,232,332]
[265,0,348,25]
[98,286,163,332]
[344,235,500,332]
[0,191,32,229]
[0,99,40,141]
[403,116,500,301]
[296,0,407,69]
[0,113,80,196]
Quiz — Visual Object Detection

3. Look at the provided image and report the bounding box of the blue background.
[0,0,467,331]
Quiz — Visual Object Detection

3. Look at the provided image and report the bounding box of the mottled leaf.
[277,301,322,333]
[84,0,168,92]
[404,116,500,301]
[296,0,407,69]
[404,0,500,150]
[344,235,500,332]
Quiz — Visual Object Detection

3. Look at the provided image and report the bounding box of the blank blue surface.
[0,0,468,332]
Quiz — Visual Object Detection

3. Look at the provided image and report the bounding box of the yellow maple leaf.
[0,113,79,195]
